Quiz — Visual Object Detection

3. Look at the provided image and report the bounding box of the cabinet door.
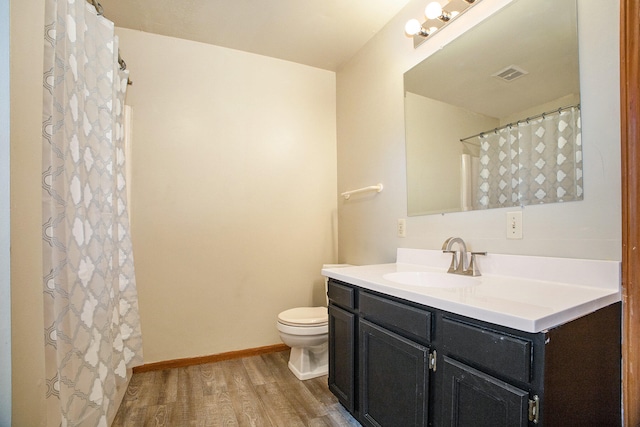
[328,304,356,413]
[359,319,429,427]
[441,356,529,427]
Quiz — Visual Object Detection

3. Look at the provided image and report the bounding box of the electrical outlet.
[506,211,523,239]
[397,218,407,238]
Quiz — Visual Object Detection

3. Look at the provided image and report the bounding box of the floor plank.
[242,355,275,386]
[158,368,179,405]
[112,350,359,427]
[255,382,306,427]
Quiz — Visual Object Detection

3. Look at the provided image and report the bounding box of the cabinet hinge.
[428,350,437,372]
[528,395,540,424]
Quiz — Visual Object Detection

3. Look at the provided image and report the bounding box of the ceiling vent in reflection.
[492,65,529,82]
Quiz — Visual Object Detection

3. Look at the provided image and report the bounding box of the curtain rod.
[86,0,133,85]
[459,104,580,142]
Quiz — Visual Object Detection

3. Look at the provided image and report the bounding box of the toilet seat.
[278,307,328,327]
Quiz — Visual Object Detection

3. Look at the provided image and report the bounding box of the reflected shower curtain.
[42,1,143,425]
[477,106,582,209]
[477,127,520,208]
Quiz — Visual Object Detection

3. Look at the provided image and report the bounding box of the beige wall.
[115,29,337,363]
[336,0,621,265]
[10,0,46,424]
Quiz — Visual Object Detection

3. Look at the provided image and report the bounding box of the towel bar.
[341,184,383,200]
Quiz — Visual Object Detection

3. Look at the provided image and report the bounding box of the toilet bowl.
[276,264,351,380]
[277,307,329,380]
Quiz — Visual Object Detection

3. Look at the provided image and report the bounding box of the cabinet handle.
[429,350,437,372]
[528,395,540,423]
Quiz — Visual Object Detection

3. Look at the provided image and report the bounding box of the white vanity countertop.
[322,249,621,333]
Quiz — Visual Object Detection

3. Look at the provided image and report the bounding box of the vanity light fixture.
[425,2,451,21]
[404,19,432,37]
[405,0,482,47]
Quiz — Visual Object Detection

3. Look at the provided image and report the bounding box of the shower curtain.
[42,1,143,425]
[477,106,582,209]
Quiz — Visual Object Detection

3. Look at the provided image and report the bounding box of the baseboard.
[132,343,290,373]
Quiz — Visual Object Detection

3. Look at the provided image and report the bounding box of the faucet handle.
[467,252,487,276]
[443,250,458,273]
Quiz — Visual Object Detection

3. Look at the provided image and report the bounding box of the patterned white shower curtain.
[42,1,143,425]
[477,106,582,209]
[477,126,520,208]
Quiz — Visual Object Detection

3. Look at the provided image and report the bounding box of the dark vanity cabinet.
[359,291,433,427]
[328,280,435,426]
[328,280,357,413]
[438,317,532,427]
[327,278,622,427]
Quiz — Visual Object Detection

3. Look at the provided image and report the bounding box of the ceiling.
[97,0,414,71]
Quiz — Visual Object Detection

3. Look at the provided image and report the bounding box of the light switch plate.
[398,218,407,238]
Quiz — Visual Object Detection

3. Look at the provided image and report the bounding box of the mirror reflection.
[404,0,581,216]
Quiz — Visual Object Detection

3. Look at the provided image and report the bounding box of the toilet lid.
[278,307,328,326]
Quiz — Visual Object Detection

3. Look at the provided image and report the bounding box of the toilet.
[276,264,351,380]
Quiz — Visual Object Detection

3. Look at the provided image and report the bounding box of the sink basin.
[383,271,476,288]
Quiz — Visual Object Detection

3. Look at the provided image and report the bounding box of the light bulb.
[425,2,443,20]
[404,19,423,36]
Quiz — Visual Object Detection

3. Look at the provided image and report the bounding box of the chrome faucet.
[442,237,486,276]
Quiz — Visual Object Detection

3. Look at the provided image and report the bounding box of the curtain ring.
[88,0,104,16]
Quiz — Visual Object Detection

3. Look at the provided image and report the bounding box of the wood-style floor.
[112,350,361,426]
